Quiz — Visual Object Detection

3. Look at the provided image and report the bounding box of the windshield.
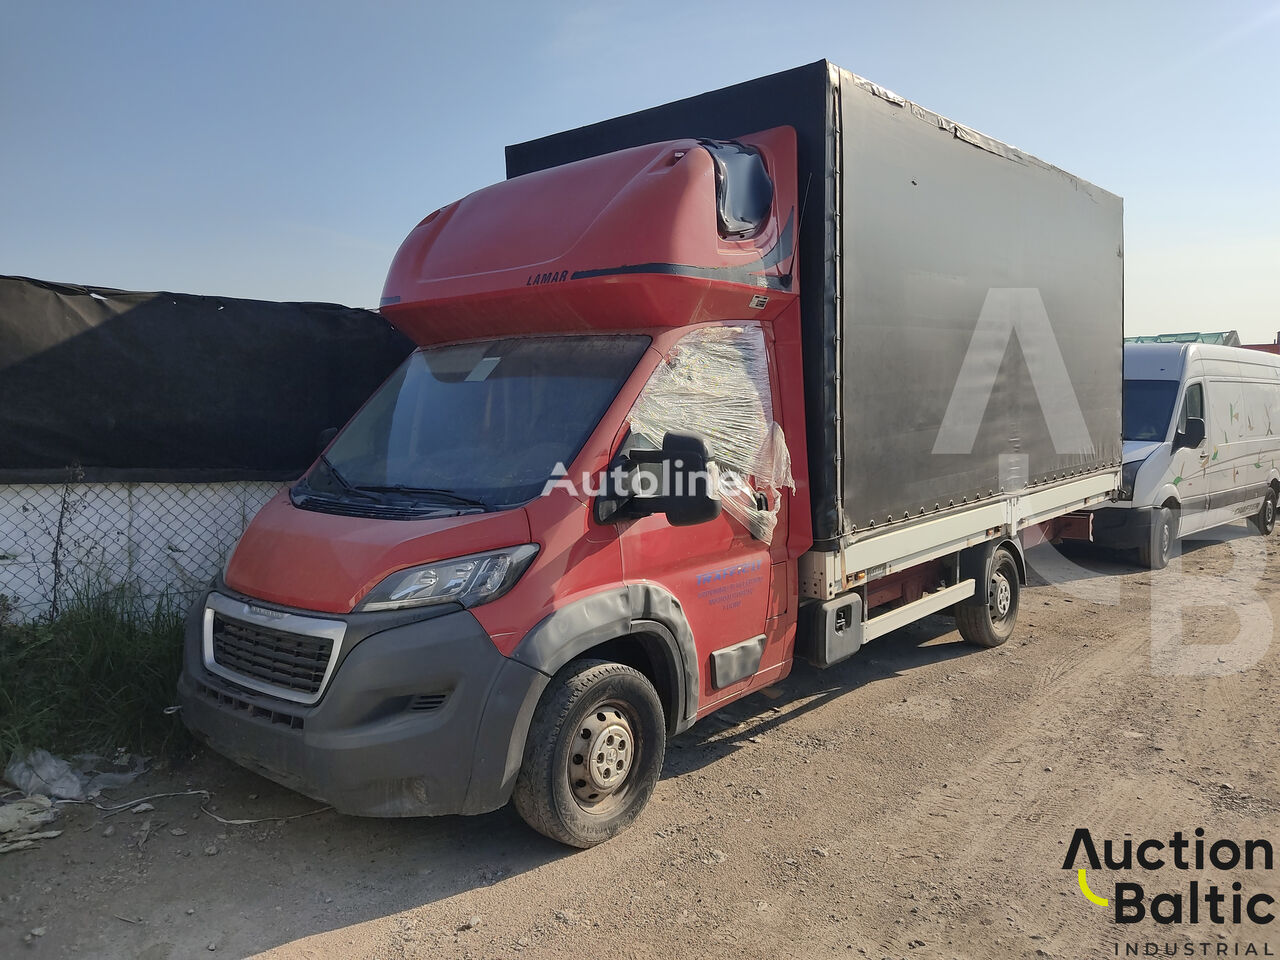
[1123,379,1180,442]
[294,335,650,515]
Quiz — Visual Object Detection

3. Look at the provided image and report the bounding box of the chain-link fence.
[0,481,286,621]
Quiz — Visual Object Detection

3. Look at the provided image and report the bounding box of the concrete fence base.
[0,481,285,621]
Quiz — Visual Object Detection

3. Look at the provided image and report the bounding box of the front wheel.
[512,659,666,848]
[955,545,1020,648]
[1138,507,1175,569]
[1250,489,1277,535]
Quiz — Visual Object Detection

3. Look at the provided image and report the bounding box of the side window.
[1179,382,1204,433]
[628,325,793,542]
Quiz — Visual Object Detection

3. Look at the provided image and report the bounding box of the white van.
[1092,342,1280,568]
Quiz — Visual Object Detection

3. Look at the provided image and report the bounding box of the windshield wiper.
[310,456,381,503]
[352,484,490,512]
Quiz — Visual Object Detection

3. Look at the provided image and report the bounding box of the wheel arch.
[1155,486,1182,512]
[560,625,684,736]
[960,536,1025,587]
[510,584,699,736]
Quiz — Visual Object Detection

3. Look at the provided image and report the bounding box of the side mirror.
[1175,417,1205,451]
[654,432,722,526]
[316,426,339,456]
[596,432,722,526]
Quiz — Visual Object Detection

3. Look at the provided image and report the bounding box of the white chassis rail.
[799,472,1119,601]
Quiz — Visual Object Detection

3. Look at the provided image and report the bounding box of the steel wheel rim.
[569,701,637,809]
[989,566,1013,622]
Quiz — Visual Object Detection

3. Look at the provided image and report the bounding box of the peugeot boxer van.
[1093,342,1280,567]
[177,62,1123,846]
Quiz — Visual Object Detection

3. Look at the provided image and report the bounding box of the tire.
[955,545,1020,648]
[1137,507,1175,569]
[1250,488,1277,536]
[512,659,666,848]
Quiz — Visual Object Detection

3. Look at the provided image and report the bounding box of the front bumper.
[1090,505,1156,550]
[177,587,547,817]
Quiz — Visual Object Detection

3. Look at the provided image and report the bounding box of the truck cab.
[179,129,812,846]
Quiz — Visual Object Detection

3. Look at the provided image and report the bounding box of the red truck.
[178,61,1123,846]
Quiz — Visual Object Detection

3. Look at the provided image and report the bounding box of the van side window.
[628,325,793,542]
[1179,382,1204,433]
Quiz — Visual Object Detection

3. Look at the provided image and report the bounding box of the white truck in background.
[1092,342,1280,567]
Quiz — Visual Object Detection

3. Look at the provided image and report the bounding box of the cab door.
[615,324,791,715]
[1173,378,1213,533]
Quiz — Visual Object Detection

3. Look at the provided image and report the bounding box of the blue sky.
[2,1,1278,340]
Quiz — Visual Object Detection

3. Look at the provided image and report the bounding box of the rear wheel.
[512,659,665,848]
[1138,507,1175,569]
[955,545,1020,648]
[1250,488,1277,535]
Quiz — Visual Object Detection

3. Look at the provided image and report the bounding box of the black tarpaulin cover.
[508,60,1124,550]
[0,276,413,482]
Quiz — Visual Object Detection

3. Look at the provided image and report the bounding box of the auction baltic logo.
[1064,827,1276,956]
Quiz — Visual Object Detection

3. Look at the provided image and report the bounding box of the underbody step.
[863,578,976,642]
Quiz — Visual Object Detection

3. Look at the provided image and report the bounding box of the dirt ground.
[4,527,1280,959]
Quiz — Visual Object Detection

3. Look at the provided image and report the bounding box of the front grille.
[195,681,305,730]
[211,614,334,696]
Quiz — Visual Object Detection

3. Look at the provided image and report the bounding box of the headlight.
[1119,459,1144,501]
[355,544,539,612]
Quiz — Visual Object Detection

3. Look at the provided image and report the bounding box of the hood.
[223,492,533,614]
[1122,440,1163,465]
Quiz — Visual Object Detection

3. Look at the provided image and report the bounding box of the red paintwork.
[231,126,816,725]
[224,494,531,615]
[471,318,813,716]
[468,343,663,655]
[382,274,789,345]
[769,298,813,562]
[382,128,798,344]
